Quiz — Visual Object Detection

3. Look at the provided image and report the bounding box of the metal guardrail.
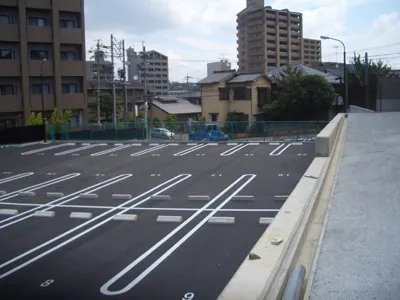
[282,264,306,300]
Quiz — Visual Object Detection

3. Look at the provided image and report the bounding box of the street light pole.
[40,58,47,143]
[320,36,348,112]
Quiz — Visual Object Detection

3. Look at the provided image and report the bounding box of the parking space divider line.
[130,144,169,156]
[0,173,81,202]
[100,174,256,295]
[20,143,74,155]
[0,174,132,228]
[173,144,208,156]
[90,144,133,157]
[0,173,34,185]
[54,144,100,156]
[0,174,192,278]
[269,143,291,156]
[220,144,249,156]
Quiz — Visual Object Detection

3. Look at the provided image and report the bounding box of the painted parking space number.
[182,292,194,300]
[40,279,54,287]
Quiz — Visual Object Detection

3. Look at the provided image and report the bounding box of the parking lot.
[0,141,315,300]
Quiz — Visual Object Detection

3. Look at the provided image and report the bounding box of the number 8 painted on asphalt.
[40,279,54,287]
[182,293,194,300]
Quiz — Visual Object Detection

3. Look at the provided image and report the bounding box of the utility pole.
[142,41,148,139]
[95,40,101,125]
[122,39,128,126]
[365,52,369,109]
[110,34,117,128]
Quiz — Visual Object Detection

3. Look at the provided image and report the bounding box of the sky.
[84,0,400,82]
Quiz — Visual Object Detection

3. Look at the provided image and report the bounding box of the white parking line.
[0,172,34,185]
[0,174,132,228]
[0,174,192,279]
[100,174,256,295]
[269,143,291,156]
[130,144,169,156]
[90,144,133,156]
[220,143,250,156]
[0,173,81,202]
[21,143,74,155]
[54,144,101,156]
[173,144,208,156]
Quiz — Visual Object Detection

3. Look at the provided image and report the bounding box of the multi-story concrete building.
[207,59,232,76]
[0,0,87,128]
[303,38,322,65]
[127,47,169,96]
[237,1,321,72]
[86,50,113,81]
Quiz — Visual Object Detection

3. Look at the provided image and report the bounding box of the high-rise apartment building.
[303,38,322,65]
[86,50,113,81]
[127,47,169,96]
[237,2,321,72]
[0,0,87,128]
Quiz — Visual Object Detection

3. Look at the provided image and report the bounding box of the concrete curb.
[217,114,345,300]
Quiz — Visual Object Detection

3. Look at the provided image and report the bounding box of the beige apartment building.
[237,0,321,72]
[0,0,87,128]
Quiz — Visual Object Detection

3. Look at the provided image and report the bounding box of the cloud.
[84,0,400,82]
[84,0,177,34]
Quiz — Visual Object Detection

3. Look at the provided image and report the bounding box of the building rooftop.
[198,71,236,84]
[267,63,341,84]
[310,112,400,300]
[228,73,264,83]
[152,97,201,115]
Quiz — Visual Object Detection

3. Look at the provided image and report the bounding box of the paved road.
[0,141,314,300]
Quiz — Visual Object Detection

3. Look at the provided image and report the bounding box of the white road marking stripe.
[0,173,80,202]
[0,174,130,227]
[54,144,99,156]
[0,209,18,215]
[0,172,34,185]
[208,216,235,224]
[188,195,210,201]
[100,174,256,295]
[32,211,55,218]
[91,144,133,156]
[220,144,249,156]
[173,144,208,156]
[0,174,192,278]
[70,212,92,219]
[112,214,137,221]
[150,195,171,200]
[130,144,169,156]
[0,202,280,212]
[259,217,274,224]
[21,143,74,155]
[269,143,291,156]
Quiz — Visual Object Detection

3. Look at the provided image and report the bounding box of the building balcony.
[58,0,82,12]
[0,95,22,112]
[266,20,276,26]
[60,60,84,76]
[2,0,17,6]
[30,94,56,111]
[27,26,52,43]
[266,27,276,33]
[29,60,54,77]
[59,28,83,44]
[0,24,19,42]
[62,93,86,109]
[26,0,51,10]
[0,60,20,77]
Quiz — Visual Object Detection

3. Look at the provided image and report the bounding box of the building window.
[60,19,75,28]
[0,49,14,59]
[0,15,11,24]
[62,83,77,94]
[28,17,48,27]
[233,88,251,100]
[30,50,49,60]
[219,88,229,100]
[60,51,76,60]
[31,84,50,94]
[69,115,79,126]
[0,85,16,95]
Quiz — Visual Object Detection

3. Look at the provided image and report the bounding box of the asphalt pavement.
[0,141,314,300]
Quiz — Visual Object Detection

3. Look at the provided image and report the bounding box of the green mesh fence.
[55,120,329,142]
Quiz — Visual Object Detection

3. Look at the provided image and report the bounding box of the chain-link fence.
[54,120,328,142]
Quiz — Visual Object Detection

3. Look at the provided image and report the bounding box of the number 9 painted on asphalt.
[182,292,194,300]
[40,279,54,287]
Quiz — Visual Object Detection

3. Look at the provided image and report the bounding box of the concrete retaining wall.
[315,113,344,157]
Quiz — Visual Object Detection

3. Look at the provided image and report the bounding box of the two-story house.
[199,71,272,123]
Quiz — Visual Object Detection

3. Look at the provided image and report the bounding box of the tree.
[151,116,162,128]
[99,91,120,121]
[50,108,72,134]
[27,112,45,126]
[164,114,178,131]
[349,53,392,86]
[263,74,336,121]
